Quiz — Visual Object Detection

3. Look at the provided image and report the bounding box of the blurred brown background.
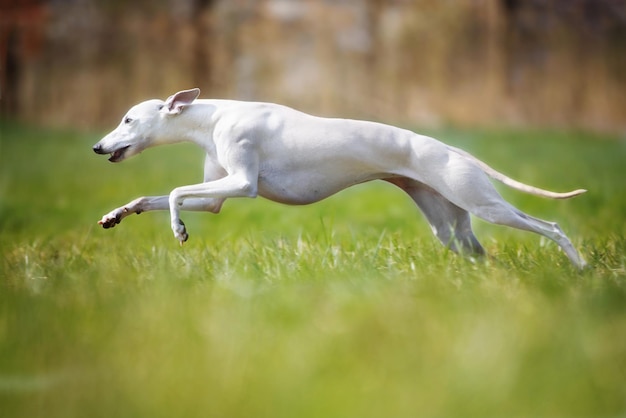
[1,0,625,132]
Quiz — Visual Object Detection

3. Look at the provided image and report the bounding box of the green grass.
[1,121,625,418]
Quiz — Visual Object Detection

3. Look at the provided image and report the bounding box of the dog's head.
[92,88,200,162]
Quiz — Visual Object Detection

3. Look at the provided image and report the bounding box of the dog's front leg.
[169,174,258,243]
[99,196,225,229]
[98,196,169,228]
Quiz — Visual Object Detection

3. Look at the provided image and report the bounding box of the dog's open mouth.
[108,145,131,163]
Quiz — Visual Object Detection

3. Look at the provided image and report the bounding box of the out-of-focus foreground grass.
[1,121,625,418]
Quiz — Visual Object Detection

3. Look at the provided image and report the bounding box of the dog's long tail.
[447,145,587,199]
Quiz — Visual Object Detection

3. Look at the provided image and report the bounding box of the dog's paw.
[172,219,189,244]
[98,209,124,229]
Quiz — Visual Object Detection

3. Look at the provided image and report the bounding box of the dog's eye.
[124,117,133,124]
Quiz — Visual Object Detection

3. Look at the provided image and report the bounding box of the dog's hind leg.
[471,201,586,268]
[413,152,586,268]
[385,178,485,256]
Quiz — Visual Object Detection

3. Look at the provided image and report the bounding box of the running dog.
[93,88,587,268]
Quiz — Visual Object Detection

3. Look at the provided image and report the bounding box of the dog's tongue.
[109,149,123,162]
[108,145,131,162]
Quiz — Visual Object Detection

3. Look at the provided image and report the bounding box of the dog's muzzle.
[93,143,130,162]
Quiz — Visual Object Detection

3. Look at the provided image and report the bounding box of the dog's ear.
[163,88,201,114]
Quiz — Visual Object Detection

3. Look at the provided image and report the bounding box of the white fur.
[93,89,587,268]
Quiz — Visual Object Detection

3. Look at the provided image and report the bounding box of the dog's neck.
[155,101,222,150]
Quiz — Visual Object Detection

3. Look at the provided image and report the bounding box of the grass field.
[1,121,625,417]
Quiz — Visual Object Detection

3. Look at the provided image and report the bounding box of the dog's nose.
[93,143,103,154]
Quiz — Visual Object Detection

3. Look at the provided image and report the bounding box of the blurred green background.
[2,1,626,417]
[1,122,625,418]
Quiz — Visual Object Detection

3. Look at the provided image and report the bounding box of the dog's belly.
[257,174,352,205]
[257,169,391,205]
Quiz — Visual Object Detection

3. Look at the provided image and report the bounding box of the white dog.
[93,89,587,268]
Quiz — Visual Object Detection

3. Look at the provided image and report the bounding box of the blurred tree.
[171,0,216,93]
[500,0,626,127]
[0,0,46,116]
[191,0,215,91]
